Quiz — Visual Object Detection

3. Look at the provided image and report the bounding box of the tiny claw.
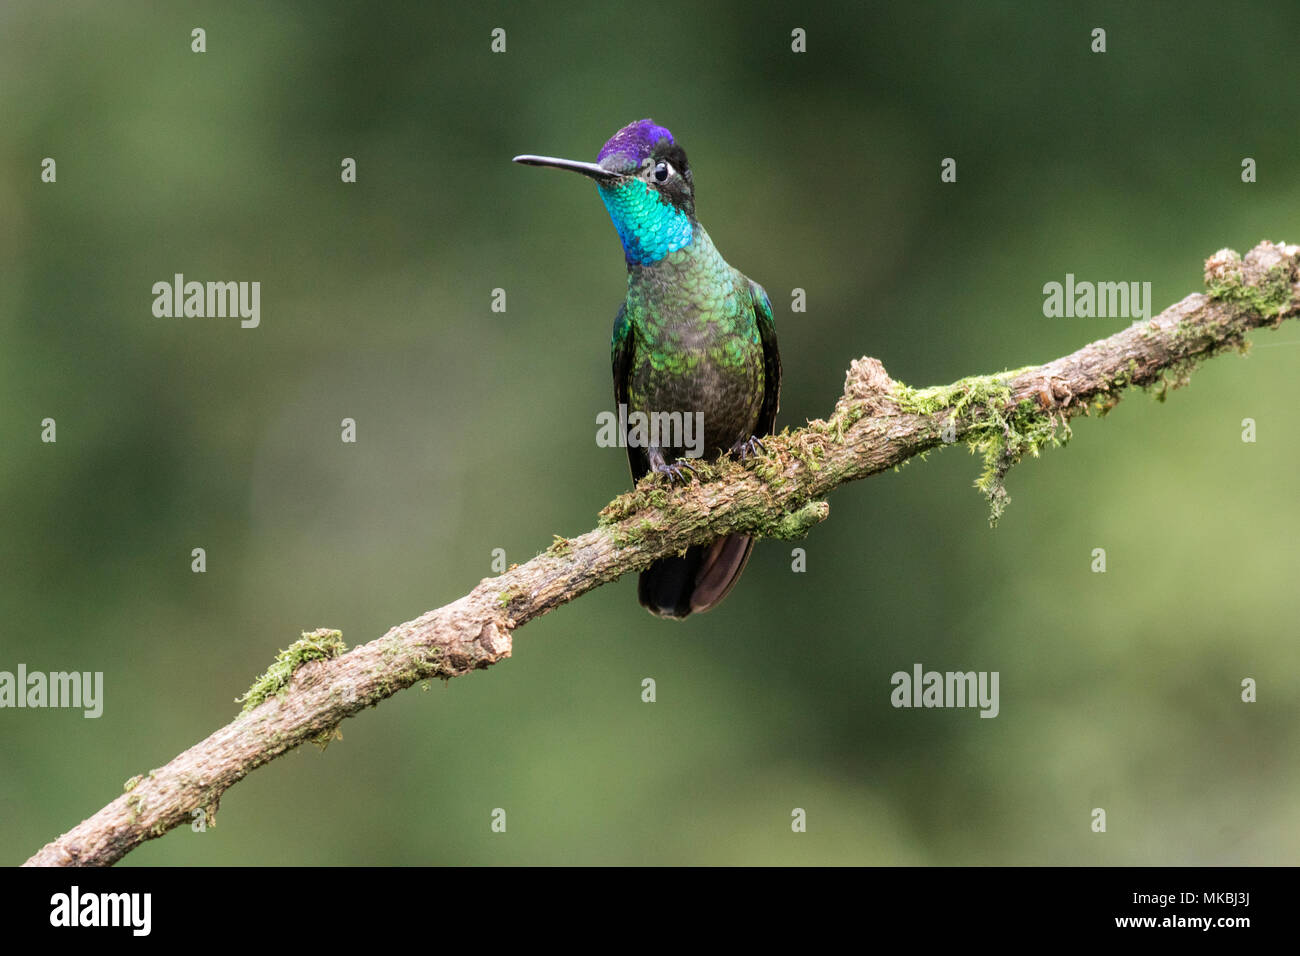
[652,458,697,484]
[729,435,766,460]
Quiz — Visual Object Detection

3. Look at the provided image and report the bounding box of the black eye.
[653,161,670,183]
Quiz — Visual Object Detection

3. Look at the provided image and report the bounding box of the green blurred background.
[3,1,1298,865]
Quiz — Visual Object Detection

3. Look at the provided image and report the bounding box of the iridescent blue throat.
[596,180,693,266]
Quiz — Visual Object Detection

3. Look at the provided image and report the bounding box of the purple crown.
[597,119,674,167]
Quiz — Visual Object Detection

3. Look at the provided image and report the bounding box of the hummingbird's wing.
[748,280,782,436]
[611,302,648,482]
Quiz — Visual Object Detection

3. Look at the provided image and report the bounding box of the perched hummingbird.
[515,119,781,619]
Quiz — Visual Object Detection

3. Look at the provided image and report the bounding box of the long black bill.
[512,154,625,184]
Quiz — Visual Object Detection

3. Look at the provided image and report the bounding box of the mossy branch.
[24,240,1299,867]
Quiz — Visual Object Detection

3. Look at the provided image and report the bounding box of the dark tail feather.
[637,534,755,619]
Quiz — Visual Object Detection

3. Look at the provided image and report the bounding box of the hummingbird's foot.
[648,448,698,484]
[728,435,766,460]
[652,459,698,484]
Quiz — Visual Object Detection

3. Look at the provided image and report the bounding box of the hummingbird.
[515,119,780,619]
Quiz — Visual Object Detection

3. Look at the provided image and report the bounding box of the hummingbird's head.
[514,119,696,266]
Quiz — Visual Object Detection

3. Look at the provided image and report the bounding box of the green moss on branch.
[238,629,347,713]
